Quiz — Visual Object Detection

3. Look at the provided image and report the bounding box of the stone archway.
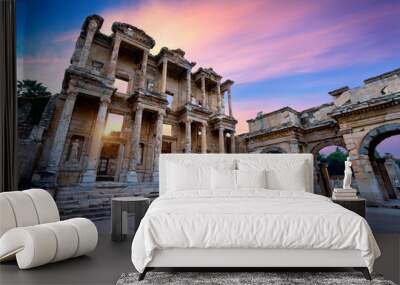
[260,146,287,153]
[356,123,400,201]
[359,123,400,156]
[310,139,347,197]
[310,139,346,157]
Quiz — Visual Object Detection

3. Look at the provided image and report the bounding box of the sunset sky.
[16,0,400,156]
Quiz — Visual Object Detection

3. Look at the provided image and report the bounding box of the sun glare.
[104,113,124,135]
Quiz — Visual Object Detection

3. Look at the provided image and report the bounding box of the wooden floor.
[1,232,399,285]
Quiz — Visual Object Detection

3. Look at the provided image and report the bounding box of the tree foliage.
[17,80,51,98]
[319,147,348,176]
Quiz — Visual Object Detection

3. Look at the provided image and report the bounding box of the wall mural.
[16,1,399,232]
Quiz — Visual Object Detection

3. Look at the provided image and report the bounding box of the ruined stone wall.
[300,104,335,127]
[334,72,400,107]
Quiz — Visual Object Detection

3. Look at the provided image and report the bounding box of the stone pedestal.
[81,97,110,183]
[126,170,139,183]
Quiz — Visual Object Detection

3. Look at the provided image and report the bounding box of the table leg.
[111,201,122,242]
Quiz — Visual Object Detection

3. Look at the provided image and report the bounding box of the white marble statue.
[68,139,80,162]
[343,157,352,189]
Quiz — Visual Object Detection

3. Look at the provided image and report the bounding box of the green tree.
[326,147,347,176]
[17,80,51,98]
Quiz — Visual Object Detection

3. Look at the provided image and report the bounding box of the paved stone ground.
[367,207,400,233]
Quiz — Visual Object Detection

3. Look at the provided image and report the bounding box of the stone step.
[54,183,159,220]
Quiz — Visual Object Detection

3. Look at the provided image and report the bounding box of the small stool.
[111,197,150,242]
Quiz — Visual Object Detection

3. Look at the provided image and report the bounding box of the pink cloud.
[100,0,400,83]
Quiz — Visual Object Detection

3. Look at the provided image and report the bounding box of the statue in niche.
[68,138,81,163]
[343,157,352,189]
[147,80,155,92]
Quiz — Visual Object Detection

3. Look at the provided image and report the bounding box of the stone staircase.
[55,182,159,221]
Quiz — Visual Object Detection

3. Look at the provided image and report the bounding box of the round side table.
[111,197,150,242]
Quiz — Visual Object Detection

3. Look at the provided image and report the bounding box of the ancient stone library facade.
[238,68,400,205]
[28,15,237,190]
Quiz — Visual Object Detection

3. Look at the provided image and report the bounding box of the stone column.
[140,50,149,90]
[217,81,222,113]
[227,87,233,117]
[127,73,135,94]
[152,111,165,182]
[201,122,207,154]
[160,58,168,93]
[107,35,122,80]
[78,20,98,68]
[230,131,236,153]
[221,92,225,114]
[201,76,206,107]
[46,91,78,175]
[186,69,192,103]
[184,119,192,153]
[115,143,125,182]
[218,126,224,153]
[81,96,111,183]
[126,104,144,183]
[351,153,385,204]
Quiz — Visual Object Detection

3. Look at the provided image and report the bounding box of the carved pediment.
[112,22,155,49]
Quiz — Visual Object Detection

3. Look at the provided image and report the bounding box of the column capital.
[87,19,98,31]
[136,103,144,112]
[100,96,111,105]
[67,91,78,99]
[201,121,208,127]
[157,109,166,117]
[185,118,193,124]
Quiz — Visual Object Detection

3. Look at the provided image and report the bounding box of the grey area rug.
[116,272,395,285]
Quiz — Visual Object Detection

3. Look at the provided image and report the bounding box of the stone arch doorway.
[358,124,400,201]
[260,146,286,153]
[310,139,347,197]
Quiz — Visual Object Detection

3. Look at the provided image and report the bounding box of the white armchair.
[0,189,98,269]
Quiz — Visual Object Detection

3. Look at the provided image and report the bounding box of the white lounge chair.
[0,189,98,269]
